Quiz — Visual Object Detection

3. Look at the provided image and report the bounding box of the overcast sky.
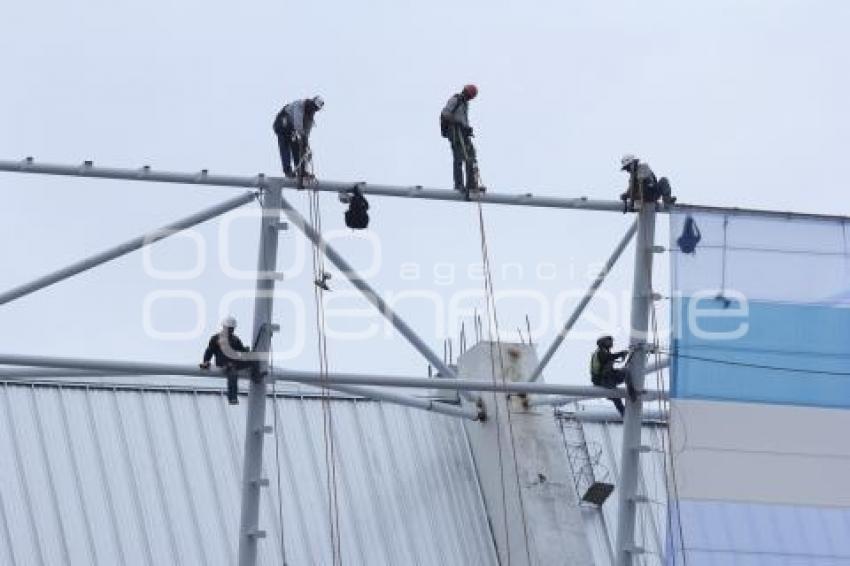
[2,1,848,389]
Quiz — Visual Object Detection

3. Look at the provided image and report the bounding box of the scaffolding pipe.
[278,193,460,381]
[0,191,256,305]
[0,353,667,399]
[529,219,638,382]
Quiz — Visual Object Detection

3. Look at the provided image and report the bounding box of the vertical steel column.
[615,202,657,566]
[237,184,282,566]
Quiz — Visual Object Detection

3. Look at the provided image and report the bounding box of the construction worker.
[441,84,482,196]
[619,154,676,212]
[590,335,632,416]
[199,316,255,405]
[273,95,325,179]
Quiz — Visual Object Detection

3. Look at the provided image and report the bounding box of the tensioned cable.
[474,186,533,565]
[659,351,850,376]
[270,342,289,566]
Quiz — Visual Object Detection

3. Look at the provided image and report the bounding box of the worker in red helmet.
[440,84,482,197]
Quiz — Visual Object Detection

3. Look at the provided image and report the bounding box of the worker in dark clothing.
[619,154,676,212]
[199,316,255,405]
[590,335,632,416]
[440,84,482,196]
[273,95,325,179]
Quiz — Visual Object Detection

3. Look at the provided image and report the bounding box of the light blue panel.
[671,298,850,408]
[667,499,850,566]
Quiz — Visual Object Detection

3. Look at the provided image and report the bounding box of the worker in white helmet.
[273,95,324,179]
[199,316,254,405]
[619,154,676,212]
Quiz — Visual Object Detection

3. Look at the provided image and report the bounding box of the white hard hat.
[222,315,237,329]
[620,154,638,169]
[312,95,325,110]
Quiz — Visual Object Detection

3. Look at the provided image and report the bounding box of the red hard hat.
[463,84,478,99]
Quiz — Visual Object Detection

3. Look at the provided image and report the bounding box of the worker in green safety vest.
[590,335,631,416]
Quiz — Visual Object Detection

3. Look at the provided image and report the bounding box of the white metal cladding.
[557,413,670,566]
[0,381,498,566]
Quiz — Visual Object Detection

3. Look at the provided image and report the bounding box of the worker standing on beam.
[590,335,634,416]
[273,95,325,181]
[619,154,676,212]
[440,84,482,197]
[199,316,256,405]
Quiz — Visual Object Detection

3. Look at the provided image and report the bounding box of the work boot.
[226,373,238,405]
[283,166,295,179]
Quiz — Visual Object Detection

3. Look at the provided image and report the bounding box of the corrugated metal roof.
[0,381,498,566]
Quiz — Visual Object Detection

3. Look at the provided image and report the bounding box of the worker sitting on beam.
[199,316,257,405]
[619,154,676,212]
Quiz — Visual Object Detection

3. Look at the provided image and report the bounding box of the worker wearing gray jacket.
[619,154,676,212]
[440,84,480,194]
[273,95,324,178]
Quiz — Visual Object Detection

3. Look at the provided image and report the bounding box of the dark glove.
[199,362,211,370]
[463,126,474,137]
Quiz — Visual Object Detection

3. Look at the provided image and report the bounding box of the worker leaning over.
[590,335,633,416]
[199,316,256,405]
[273,95,325,179]
[619,154,676,212]
[440,84,481,195]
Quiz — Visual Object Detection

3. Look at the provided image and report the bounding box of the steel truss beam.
[278,192,460,380]
[530,219,638,382]
[0,191,256,305]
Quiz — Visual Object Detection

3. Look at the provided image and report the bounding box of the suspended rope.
[270,342,290,566]
[307,189,343,565]
[474,191,533,565]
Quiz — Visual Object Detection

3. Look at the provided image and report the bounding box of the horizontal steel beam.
[0,365,478,420]
[321,383,480,420]
[0,158,624,212]
[0,191,256,305]
[530,357,671,408]
[0,353,667,400]
[3,159,846,221]
[556,407,667,424]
